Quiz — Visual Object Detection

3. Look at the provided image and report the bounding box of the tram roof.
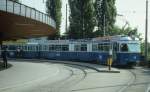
[93,35,139,41]
[25,35,140,45]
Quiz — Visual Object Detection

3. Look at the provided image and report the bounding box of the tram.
[4,35,141,66]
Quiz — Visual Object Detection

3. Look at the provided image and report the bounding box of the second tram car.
[5,35,141,66]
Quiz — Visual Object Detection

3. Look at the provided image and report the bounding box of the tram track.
[117,70,136,92]
[9,59,150,92]
[134,67,150,92]
[49,65,87,92]
[117,67,150,92]
[72,67,150,92]
[36,61,150,92]
[35,61,99,92]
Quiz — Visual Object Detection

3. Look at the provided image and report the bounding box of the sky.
[21,0,150,41]
[115,0,150,41]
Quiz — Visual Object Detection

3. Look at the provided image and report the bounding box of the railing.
[0,0,56,28]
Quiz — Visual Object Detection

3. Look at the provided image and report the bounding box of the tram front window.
[121,44,128,52]
[128,43,141,53]
[120,43,140,52]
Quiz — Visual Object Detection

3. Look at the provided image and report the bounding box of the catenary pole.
[66,4,68,37]
[145,0,149,62]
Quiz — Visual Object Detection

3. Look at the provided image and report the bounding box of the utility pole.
[66,4,68,39]
[103,0,107,37]
[103,14,106,36]
[145,0,149,62]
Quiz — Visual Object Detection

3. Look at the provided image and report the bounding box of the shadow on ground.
[0,61,12,71]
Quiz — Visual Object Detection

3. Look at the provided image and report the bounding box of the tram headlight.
[99,55,102,60]
[134,56,137,59]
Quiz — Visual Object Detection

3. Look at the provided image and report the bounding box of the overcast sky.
[21,0,150,41]
[116,0,150,41]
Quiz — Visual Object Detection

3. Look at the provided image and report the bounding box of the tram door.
[36,45,41,58]
[112,42,118,62]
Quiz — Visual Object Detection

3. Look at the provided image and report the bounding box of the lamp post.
[145,0,148,62]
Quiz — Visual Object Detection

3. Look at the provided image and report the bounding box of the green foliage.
[111,25,143,41]
[46,0,62,39]
[94,0,117,37]
[68,0,96,39]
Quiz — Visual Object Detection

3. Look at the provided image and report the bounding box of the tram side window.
[81,44,87,51]
[29,46,33,51]
[92,43,109,52]
[43,45,48,51]
[49,45,69,51]
[98,44,103,51]
[74,44,87,51]
[74,45,81,51]
[92,44,98,51]
[24,46,28,51]
[55,45,61,51]
[28,46,30,51]
[27,45,36,51]
[49,45,55,51]
[62,45,69,51]
[8,45,16,51]
[22,46,26,51]
[97,43,109,52]
[35,46,39,51]
[121,44,128,52]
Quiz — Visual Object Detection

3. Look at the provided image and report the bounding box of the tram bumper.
[117,53,140,66]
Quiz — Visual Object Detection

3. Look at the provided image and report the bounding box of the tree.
[68,0,96,39]
[46,0,62,39]
[95,0,117,37]
[110,25,143,41]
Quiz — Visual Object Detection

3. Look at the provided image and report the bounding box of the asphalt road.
[0,60,150,92]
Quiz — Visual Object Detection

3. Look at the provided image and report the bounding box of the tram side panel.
[116,53,140,66]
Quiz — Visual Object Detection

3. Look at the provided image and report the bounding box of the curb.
[97,70,120,73]
[10,59,120,73]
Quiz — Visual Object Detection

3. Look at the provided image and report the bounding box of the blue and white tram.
[5,35,141,66]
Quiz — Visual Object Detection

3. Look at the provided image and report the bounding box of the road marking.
[146,84,150,92]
